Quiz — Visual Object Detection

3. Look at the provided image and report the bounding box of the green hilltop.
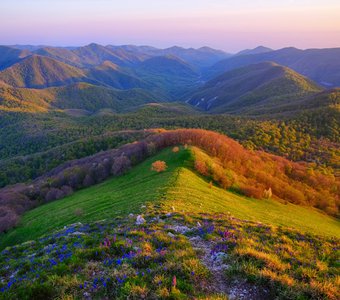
[2,147,338,250]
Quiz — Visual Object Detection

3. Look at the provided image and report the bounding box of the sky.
[1,0,340,52]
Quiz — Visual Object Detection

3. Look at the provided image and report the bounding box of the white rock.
[169,225,191,234]
[71,231,85,236]
[136,215,146,225]
[212,252,228,264]
[168,232,175,238]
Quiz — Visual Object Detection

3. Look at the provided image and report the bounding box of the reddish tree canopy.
[151,161,167,173]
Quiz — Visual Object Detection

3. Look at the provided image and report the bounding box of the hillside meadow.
[0,147,339,299]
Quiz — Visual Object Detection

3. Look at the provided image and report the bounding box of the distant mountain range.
[0,43,339,115]
[209,47,340,87]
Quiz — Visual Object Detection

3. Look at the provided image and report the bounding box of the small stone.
[71,231,86,236]
[169,225,191,234]
[168,232,175,238]
[136,215,146,225]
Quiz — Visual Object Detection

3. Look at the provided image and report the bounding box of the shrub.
[83,174,95,187]
[194,160,209,176]
[74,208,84,217]
[0,206,19,232]
[240,185,264,199]
[172,146,180,153]
[111,156,131,176]
[45,188,65,202]
[151,161,167,173]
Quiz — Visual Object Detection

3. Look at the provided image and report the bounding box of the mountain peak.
[236,46,273,56]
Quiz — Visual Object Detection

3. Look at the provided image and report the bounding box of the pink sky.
[1,0,339,52]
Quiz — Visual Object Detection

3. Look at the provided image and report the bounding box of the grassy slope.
[1,147,339,249]
[164,168,340,237]
[0,148,189,249]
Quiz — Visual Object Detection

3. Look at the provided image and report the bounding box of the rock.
[71,231,86,236]
[136,215,146,225]
[168,232,175,238]
[169,225,191,234]
[189,236,202,242]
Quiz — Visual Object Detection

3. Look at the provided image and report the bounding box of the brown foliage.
[240,185,264,199]
[194,160,209,176]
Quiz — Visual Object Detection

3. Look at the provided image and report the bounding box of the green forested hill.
[0,82,159,113]
[188,62,322,113]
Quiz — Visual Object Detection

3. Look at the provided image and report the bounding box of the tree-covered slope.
[0,55,88,88]
[0,82,160,113]
[188,62,322,114]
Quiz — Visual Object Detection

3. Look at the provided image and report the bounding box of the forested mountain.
[0,55,89,88]
[210,47,340,87]
[86,61,149,90]
[188,62,323,114]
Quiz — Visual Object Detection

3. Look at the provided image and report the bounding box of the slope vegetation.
[1,147,338,248]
